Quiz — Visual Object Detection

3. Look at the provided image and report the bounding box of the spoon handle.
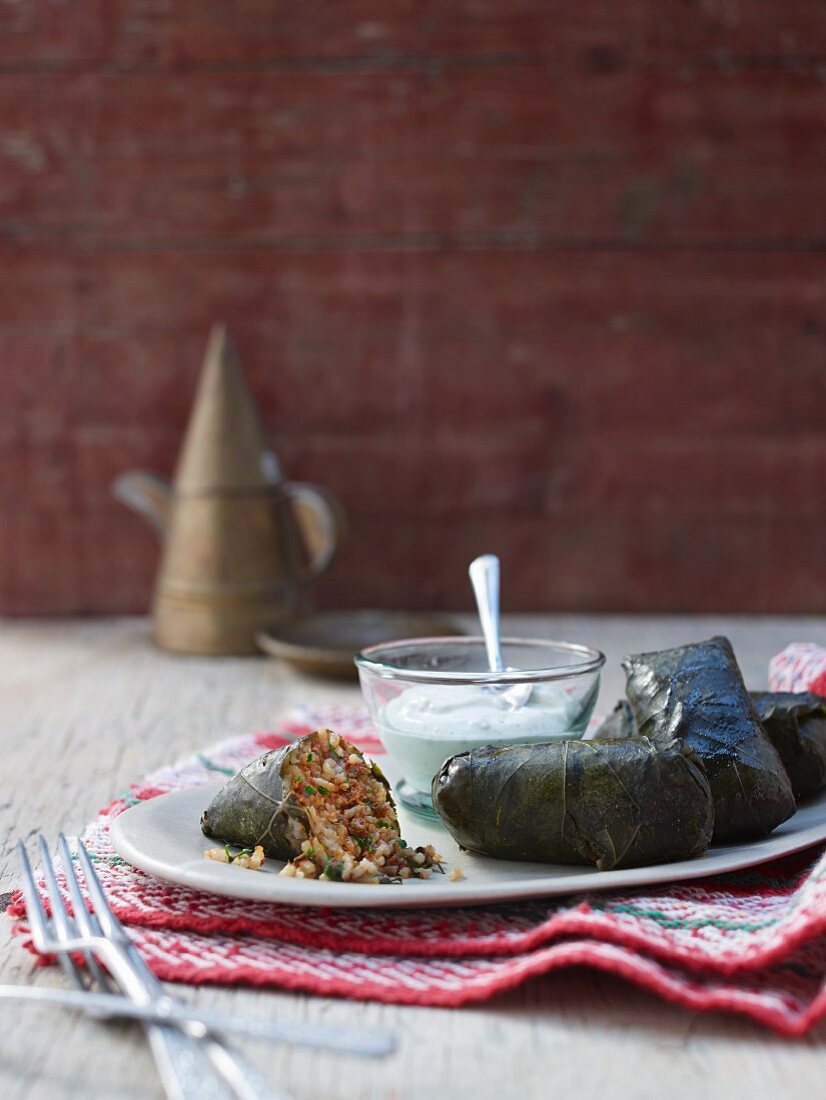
[469,554,505,673]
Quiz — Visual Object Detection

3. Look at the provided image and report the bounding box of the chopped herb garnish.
[317,785,329,796]
[328,746,340,759]
[323,859,343,882]
[306,752,314,762]
[303,784,317,796]
[352,834,368,850]
[224,844,254,861]
[305,847,315,858]
[376,820,387,828]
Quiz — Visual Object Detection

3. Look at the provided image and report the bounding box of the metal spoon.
[468,554,532,710]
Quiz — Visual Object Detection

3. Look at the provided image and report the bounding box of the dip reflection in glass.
[376,682,592,793]
[356,637,605,814]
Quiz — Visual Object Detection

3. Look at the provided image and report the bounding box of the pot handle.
[113,472,172,535]
[284,482,346,580]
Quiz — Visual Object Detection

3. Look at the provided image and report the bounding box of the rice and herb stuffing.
[201,728,442,884]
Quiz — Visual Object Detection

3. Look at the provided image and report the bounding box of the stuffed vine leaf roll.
[750,692,826,801]
[201,728,440,883]
[431,737,714,871]
[623,636,795,842]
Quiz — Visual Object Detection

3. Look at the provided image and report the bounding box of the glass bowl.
[355,636,605,816]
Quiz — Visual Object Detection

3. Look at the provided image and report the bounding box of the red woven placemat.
[770,643,826,697]
[8,699,826,1036]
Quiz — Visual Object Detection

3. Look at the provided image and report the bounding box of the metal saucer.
[256,610,462,680]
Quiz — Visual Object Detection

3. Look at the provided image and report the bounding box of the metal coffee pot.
[115,325,345,655]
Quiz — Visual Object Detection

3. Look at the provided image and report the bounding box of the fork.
[16,835,394,1057]
[0,981,388,1042]
[20,836,270,1099]
[20,837,306,1099]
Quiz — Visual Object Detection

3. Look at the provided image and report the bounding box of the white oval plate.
[109,778,826,909]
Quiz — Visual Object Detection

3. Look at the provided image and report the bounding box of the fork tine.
[37,836,75,942]
[57,835,95,937]
[34,836,86,991]
[16,842,51,953]
[58,834,114,992]
[74,840,122,940]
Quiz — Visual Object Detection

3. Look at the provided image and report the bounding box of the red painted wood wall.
[1,3,825,615]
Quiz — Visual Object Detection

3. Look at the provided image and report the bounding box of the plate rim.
[109,782,826,910]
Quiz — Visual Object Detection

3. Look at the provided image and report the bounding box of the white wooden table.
[1,615,825,1099]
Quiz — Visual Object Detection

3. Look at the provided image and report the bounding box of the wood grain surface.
[0,615,824,1099]
[1,3,825,616]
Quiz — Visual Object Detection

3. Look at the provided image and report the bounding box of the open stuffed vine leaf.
[751,692,826,802]
[201,728,443,884]
[623,636,795,842]
[431,737,714,871]
[200,729,429,876]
